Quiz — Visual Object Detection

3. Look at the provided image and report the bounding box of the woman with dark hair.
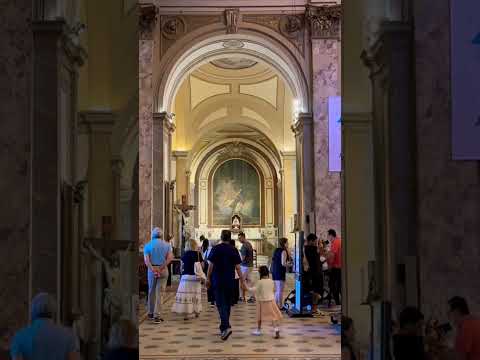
[271,237,292,309]
[341,316,357,360]
[201,235,209,254]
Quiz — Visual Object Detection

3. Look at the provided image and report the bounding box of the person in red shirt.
[326,229,341,306]
[448,296,480,360]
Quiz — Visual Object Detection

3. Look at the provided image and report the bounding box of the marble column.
[307,4,342,238]
[292,113,315,233]
[31,20,84,320]
[152,112,175,233]
[139,3,158,244]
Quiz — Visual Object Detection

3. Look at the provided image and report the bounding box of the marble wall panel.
[139,39,154,245]
[312,39,342,239]
[0,0,32,350]
[414,0,480,317]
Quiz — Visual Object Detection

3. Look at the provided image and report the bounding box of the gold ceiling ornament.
[138,3,158,39]
[305,4,342,39]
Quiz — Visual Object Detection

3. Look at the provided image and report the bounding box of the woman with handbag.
[271,237,292,309]
[172,238,205,320]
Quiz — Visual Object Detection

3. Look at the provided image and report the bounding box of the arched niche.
[194,142,278,232]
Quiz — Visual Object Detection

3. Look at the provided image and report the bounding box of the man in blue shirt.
[10,292,79,360]
[144,227,173,323]
[207,230,246,340]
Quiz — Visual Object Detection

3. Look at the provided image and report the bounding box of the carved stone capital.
[153,111,176,133]
[306,5,341,39]
[139,3,158,40]
[291,112,313,136]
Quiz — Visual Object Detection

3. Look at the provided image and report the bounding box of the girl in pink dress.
[249,266,283,338]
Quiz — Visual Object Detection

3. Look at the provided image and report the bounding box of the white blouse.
[249,278,275,302]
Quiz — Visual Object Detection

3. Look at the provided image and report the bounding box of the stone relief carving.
[242,14,305,56]
[138,4,158,39]
[306,4,341,39]
[216,142,254,163]
[222,39,244,49]
[161,16,186,39]
[279,15,303,38]
[225,9,239,34]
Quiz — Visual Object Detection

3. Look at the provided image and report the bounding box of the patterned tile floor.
[139,276,341,360]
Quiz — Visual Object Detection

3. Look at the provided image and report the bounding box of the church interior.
[1,0,479,359]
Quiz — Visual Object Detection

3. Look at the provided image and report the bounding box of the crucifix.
[175,194,196,216]
[174,195,196,256]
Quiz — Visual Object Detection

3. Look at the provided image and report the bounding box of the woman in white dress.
[172,239,204,320]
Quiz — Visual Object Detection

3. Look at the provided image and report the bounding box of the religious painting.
[212,159,261,226]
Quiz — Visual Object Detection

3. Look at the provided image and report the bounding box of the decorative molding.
[79,111,116,134]
[242,14,306,56]
[224,8,239,34]
[161,16,187,39]
[306,4,341,39]
[172,150,189,158]
[139,3,158,39]
[279,15,303,38]
[153,111,176,133]
[216,142,253,163]
[222,39,244,49]
[291,112,313,136]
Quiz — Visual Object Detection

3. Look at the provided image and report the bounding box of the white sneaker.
[251,329,262,336]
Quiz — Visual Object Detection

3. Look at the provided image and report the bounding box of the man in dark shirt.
[207,230,246,340]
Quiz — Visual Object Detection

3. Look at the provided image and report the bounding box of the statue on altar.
[231,214,242,233]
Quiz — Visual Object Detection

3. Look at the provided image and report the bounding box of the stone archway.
[139,3,342,245]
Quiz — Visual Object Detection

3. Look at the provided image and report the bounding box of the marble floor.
[139,277,341,360]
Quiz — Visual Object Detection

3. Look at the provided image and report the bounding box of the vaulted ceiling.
[172,57,296,155]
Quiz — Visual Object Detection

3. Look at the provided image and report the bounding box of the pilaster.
[152,112,175,233]
[139,2,158,244]
[31,19,85,322]
[292,112,315,233]
[362,21,416,309]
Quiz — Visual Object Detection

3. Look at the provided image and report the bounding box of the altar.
[195,226,278,256]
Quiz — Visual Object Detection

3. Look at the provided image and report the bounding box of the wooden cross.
[174,195,196,217]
